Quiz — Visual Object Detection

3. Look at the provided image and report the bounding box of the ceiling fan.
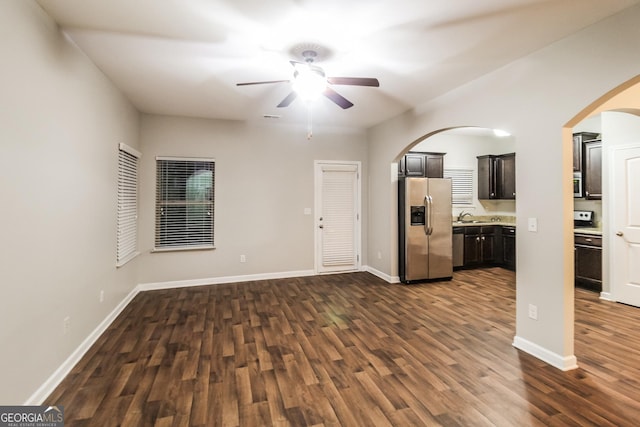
[236,49,379,109]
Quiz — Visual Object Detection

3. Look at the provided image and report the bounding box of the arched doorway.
[565,75,640,303]
[394,126,516,279]
[565,75,640,367]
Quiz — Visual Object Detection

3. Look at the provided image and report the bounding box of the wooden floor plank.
[44,268,640,426]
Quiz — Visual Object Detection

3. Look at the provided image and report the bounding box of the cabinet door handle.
[585,238,592,242]
[616,231,624,237]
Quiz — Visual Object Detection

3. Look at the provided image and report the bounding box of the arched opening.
[398,127,516,220]
[565,74,640,367]
[394,126,516,280]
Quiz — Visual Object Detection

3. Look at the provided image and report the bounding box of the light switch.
[527,217,538,232]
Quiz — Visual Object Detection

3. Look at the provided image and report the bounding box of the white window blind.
[321,166,357,267]
[117,143,141,266]
[155,157,215,250]
[444,168,474,205]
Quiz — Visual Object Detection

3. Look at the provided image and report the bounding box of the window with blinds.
[117,143,141,266]
[155,157,215,250]
[443,168,474,205]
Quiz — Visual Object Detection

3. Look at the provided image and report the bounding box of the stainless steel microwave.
[573,172,583,198]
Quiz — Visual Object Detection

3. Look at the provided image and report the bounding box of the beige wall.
[0,1,140,404]
[5,0,640,405]
[367,5,640,367]
[137,115,368,285]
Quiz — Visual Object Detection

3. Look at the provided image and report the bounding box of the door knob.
[616,231,624,236]
[319,225,324,229]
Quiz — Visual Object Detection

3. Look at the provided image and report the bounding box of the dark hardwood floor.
[46,267,640,426]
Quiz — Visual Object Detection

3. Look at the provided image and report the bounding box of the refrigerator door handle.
[423,196,429,235]
[426,195,434,235]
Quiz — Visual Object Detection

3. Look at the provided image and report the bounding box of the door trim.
[314,160,362,274]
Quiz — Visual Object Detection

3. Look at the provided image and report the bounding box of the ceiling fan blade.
[327,77,380,87]
[277,91,298,108]
[323,87,354,109]
[236,80,289,86]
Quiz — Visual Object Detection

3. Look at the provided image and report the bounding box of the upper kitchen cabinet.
[497,153,516,199]
[583,139,602,199]
[399,152,445,178]
[477,153,516,199]
[573,132,599,172]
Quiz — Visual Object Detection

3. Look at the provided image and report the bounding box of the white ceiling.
[36,0,639,130]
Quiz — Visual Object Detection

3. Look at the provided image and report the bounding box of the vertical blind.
[443,168,474,205]
[117,143,141,266]
[321,165,358,267]
[155,157,215,249]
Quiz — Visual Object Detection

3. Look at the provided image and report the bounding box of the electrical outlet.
[528,304,538,320]
[99,290,104,303]
[528,217,538,232]
[240,254,246,263]
[377,251,382,259]
[63,316,71,335]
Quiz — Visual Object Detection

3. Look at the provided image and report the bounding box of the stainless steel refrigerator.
[398,177,453,283]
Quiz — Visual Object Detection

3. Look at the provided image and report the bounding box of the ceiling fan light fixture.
[292,64,327,102]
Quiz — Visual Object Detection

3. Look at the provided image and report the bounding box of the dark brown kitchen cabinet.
[498,153,516,199]
[399,152,445,178]
[573,132,598,172]
[477,153,516,199]
[477,155,496,199]
[583,140,602,200]
[574,233,602,292]
[463,226,496,266]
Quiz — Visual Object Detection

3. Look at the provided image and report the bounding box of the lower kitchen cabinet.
[461,225,515,270]
[575,233,602,292]
[463,226,497,266]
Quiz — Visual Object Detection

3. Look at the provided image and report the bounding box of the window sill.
[152,245,215,253]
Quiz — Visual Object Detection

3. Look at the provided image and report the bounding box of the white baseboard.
[25,267,402,405]
[362,265,400,283]
[138,269,316,291]
[27,268,319,404]
[25,286,140,405]
[512,335,578,371]
[599,292,613,301]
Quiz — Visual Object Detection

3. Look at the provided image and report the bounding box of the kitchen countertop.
[452,221,516,227]
[574,227,602,236]
[452,215,516,228]
[451,220,602,236]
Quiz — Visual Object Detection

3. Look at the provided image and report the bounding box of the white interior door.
[611,145,640,306]
[315,161,361,274]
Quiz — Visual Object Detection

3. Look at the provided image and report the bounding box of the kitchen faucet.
[457,211,472,221]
